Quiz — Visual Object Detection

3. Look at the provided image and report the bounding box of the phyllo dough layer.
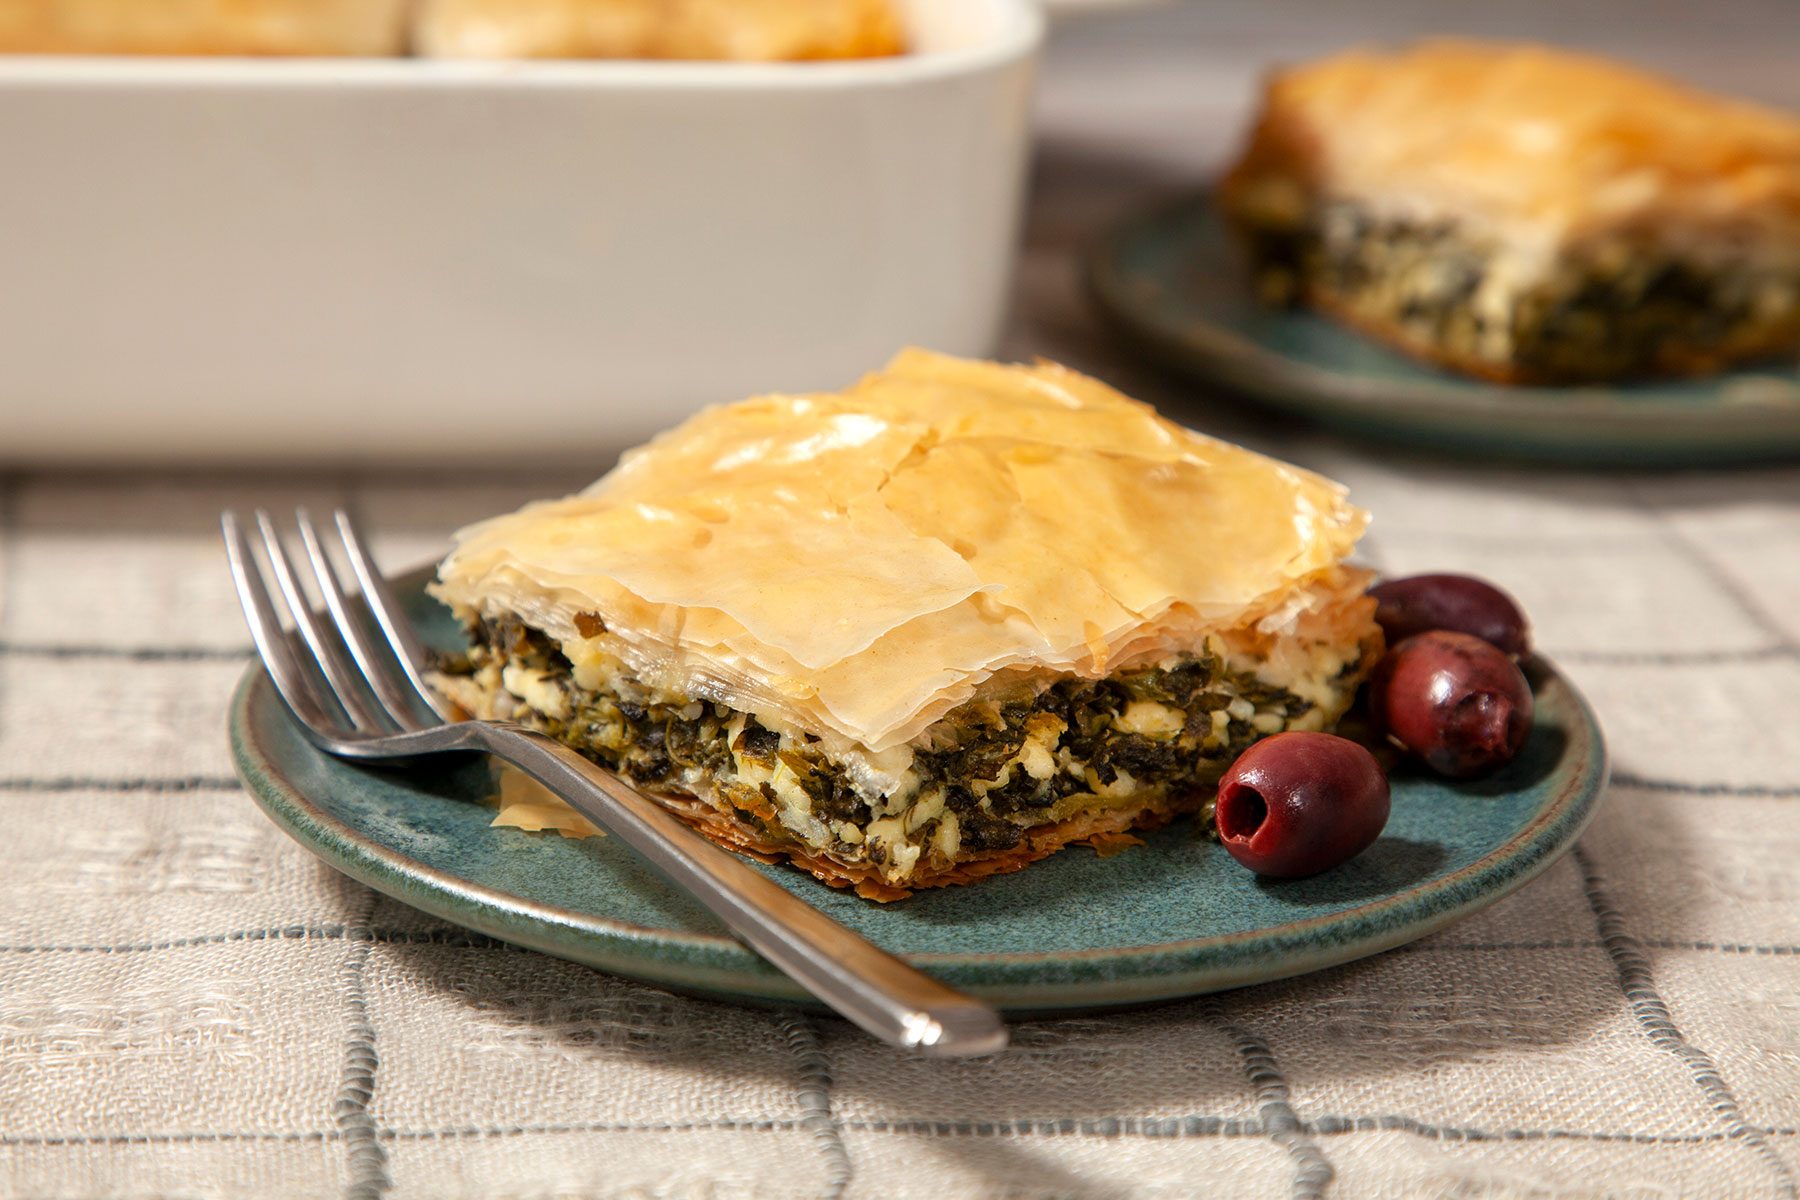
[0,0,409,55]
[413,0,904,61]
[433,349,1381,897]
[1222,41,1800,383]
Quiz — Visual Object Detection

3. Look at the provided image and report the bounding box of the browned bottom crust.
[1306,282,1800,386]
[652,789,1204,902]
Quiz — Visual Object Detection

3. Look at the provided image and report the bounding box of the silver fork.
[223,507,1007,1056]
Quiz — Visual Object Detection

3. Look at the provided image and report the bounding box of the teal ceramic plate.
[1087,193,1800,467]
[229,568,1607,1014]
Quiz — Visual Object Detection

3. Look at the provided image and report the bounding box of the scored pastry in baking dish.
[413,0,904,62]
[0,0,902,61]
[1221,40,1800,384]
[0,0,409,55]
[431,350,1381,899]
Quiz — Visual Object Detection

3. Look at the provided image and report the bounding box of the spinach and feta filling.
[1240,200,1800,382]
[433,614,1339,887]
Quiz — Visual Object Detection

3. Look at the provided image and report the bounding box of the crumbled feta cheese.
[501,665,569,721]
[933,811,961,861]
[1115,700,1184,738]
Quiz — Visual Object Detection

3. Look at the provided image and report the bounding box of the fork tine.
[333,508,452,721]
[222,511,343,736]
[296,508,432,733]
[254,510,393,734]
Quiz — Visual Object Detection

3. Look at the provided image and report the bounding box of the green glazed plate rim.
[229,568,1609,1012]
[1086,191,1800,467]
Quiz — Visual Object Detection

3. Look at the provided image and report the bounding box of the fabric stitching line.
[380,1119,805,1141]
[0,925,355,953]
[862,1116,1800,1144]
[845,1116,1800,1144]
[847,1116,1265,1138]
[1640,940,1800,956]
[336,891,391,1200]
[16,1118,1800,1151]
[1215,1013,1334,1200]
[0,926,514,954]
[0,776,243,794]
[780,1014,854,1200]
[1610,774,1800,799]
[1308,1115,1800,1146]
[1576,844,1799,1199]
[1,1130,342,1148]
[0,641,251,661]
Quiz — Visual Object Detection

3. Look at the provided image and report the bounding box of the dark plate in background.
[1087,193,1800,467]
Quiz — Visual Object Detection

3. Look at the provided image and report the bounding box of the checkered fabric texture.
[3,6,1799,1198]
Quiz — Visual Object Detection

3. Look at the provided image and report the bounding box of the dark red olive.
[1214,732,1390,878]
[1368,573,1531,658]
[1368,631,1533,779]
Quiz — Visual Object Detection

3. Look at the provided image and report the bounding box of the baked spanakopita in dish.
[413,0,904,61]
[1221,41,1800,384]
[0,0,409,55]
[431,350,1381,900]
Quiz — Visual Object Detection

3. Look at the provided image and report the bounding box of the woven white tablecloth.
[4,5,1799,1197]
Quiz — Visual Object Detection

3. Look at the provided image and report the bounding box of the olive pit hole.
[1218,783,1267,842]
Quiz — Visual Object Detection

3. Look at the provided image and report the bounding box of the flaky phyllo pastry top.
[1225,41,1800,257]
[434,350,1370,753]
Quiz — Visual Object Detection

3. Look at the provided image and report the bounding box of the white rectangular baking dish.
[0,0,1041,462]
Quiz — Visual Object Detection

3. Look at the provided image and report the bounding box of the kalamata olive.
[1368,631,1533,779]
[1368,573,1532,657]
[1214,732,1390,878]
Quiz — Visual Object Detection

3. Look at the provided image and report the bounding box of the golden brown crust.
[0,0,408,56]
[0,0,901,60]
[1223,41,1800,385]
[435,349,1371,754]
[413,0,904,62]
[653,788,1206,902]
[1222,39,1800,240]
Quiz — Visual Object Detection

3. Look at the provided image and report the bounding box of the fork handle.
[472,722,1008,1056]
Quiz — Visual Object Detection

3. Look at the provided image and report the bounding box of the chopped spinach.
[1242,200,1800,380]
[442,617,1311,863]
